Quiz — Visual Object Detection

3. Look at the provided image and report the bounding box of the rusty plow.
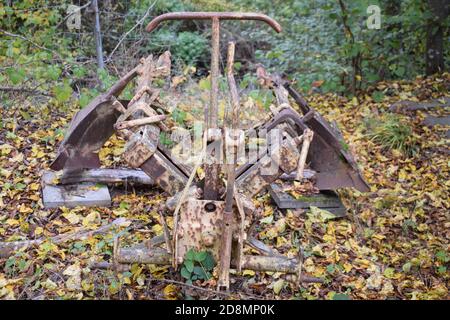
[43,12,369,292]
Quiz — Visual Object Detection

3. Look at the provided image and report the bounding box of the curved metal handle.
[146,12,282,33]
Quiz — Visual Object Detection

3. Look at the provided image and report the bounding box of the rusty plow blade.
[285,83,369,192]
[243,69,370,193]
[50,66,139,171]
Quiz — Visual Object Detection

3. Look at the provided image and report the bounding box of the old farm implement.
[43,12,369,290]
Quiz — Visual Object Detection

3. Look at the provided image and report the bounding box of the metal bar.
[209,17,220,129]
[203,16,221,200]
[59,168,153,185]
[217,42,239,290]
[115,114,166,130]
[146,12,282,33]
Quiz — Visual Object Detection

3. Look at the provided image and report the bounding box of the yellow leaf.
[6,219,19,226]
[82,211,99,227]
[11,152,24,163]
[152,224,163,236]
[0,144,13,156]
[0,168,12,178]
[273,279,285,295]
[343,262,353,273]
[163,284,178,300]
[242,270,255,276]
[63,212,80,224]
[19,204,33,214]
[35,227,44,236]
[417,223,428,232]
[171,75,186,88]
[29,183,40,191]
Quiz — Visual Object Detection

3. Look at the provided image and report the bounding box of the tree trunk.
[425,0,449,75]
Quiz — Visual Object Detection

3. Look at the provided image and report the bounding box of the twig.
[0,218,129,258]
[0,86,53,97]
[0,29,62,60]
[107,0,158,62]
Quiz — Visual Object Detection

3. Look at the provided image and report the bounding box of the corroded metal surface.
[140,150,188,196]
[176,199,236,263]
[284,82,370,191]
[236,137,300,198]
[146,12,282,33]
[50,61,141,171]
[50,98,130,171]
[123,125,160,168]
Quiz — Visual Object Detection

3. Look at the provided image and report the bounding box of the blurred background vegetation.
[0,0,448,107]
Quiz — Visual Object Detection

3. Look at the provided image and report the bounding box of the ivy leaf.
[15,183,26,190]
[202,253,215,270]
[394,66,406,77]
[180,267,191,280]
[273,279,285,295]
[194,251,207,262]
[185,249,195,261]
[333,293,351,300]
[372,91,385,103]
[193,266,207,279]
[184,259,194,273]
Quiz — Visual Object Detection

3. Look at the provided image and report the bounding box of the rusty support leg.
[217,42,239,290]
[204,16,221,200]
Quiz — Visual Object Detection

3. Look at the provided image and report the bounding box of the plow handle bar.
[146,12,282,33]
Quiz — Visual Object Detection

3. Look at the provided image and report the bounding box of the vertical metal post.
[217,41,240,291]
[203,17,221,200]
[208,16,220,128]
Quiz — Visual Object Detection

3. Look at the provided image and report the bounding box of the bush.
[172,32,208,66]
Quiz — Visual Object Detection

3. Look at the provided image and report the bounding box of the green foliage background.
[0,0,448,103]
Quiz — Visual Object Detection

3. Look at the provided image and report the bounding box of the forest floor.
[0,73,448,300]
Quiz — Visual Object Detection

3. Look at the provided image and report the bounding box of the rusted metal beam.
[145,12,282,33]
[217,42,239,290]
[58,168,153,185]
[203,16,221,200]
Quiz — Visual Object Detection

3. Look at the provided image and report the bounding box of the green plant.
[365,115,418,156]
[5,252,30,277]
[173,32,208,66]
[180,249,215,284]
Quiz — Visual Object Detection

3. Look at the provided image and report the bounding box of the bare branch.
[107,0,158,62]
[0,86,53,97]
[0,29,62,60]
